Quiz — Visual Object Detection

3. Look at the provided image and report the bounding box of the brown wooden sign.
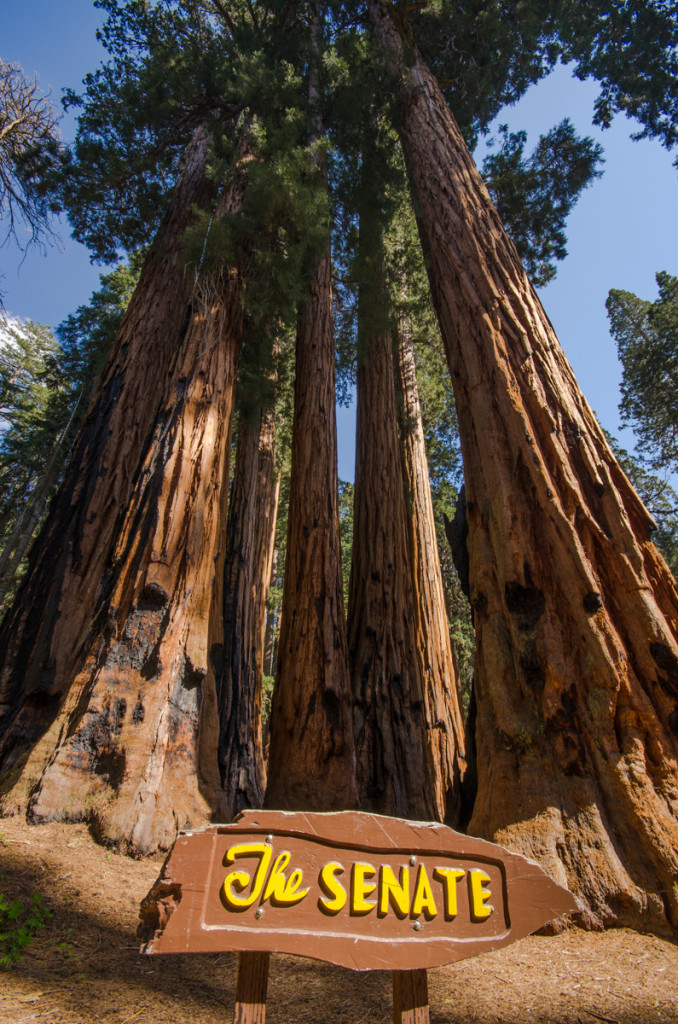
[138,809,577,972]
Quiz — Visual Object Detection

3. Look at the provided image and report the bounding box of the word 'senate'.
[221,842,493,922]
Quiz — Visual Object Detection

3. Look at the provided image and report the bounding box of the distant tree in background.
[607,273,678,478]
[483,120,603,286]
[0,260,139,611]
[0,60,60,277]
[0,318,63,607]
[604,430,678,580]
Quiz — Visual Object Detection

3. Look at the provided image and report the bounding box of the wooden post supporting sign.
[139,810,577,1021]
[234,952,270,1024]
[393,969,429,1024]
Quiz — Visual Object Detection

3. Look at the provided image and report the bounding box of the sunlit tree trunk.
[0,128,217,774]
[6,266,243,853]
[394,312,466,823]
[348,156,464,821]
[217,403,279,819]
[368,0,678,935]
[0,132,250,855]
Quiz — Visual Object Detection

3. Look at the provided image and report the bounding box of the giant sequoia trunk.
[0,128,217,773]
[348,188,464,820]
[368,1,678,934]
[394,314,466,823]
[262,543,280,679]
[264,6,357,812]
[265,247,358,811]
[217,404,279,819]
[0,133,250,854]
[349,323,435,820]
[2,266,243,853]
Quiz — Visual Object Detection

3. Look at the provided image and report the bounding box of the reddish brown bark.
[0,128,217,774]
[0,134,251,854]
[217,404,279,818]
[368,1,678,934]
[394,315,466,823]
[265,247,358,811]
[264,7,357,812]
[349,324,435,820]
[5,267,242,853]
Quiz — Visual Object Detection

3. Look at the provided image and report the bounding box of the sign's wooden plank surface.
[138,809,578,972]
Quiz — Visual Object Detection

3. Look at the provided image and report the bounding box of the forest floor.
[0,815,676,1024]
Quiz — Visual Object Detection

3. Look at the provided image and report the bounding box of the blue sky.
[2,1,676,481]
[1,1,105,328]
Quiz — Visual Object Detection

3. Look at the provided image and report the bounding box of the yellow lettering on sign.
[411,864,437,919]
[468,869,493,920]
[318,861,347,914]
[378,865,410,918]
[261,850,309,907]
[222,843,272,909]
[433,867,465,918]
[351,862,377,914]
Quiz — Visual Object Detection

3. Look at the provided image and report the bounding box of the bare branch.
[0,59,61,254]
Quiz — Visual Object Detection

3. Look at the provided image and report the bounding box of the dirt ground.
[0,815,676,1024]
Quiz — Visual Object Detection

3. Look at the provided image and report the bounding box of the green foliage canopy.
[604,428,678,579]
[482,120,603,285]
[0,259,139,607]
[607,272,678,477]
[410,1,678,158]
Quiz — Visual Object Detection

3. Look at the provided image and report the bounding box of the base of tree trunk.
[0,270,243,855]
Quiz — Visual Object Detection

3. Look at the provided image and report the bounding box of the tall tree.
[394,308,467,822]
[605,430,678,581]
[266,5,358,811]
[348,243,437,820]
[24,254,243,853]
[367,0,678,935]
[265,246,358,809]
[347,118,465,821]
[0,0,321,845]
[0,127,218,783]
